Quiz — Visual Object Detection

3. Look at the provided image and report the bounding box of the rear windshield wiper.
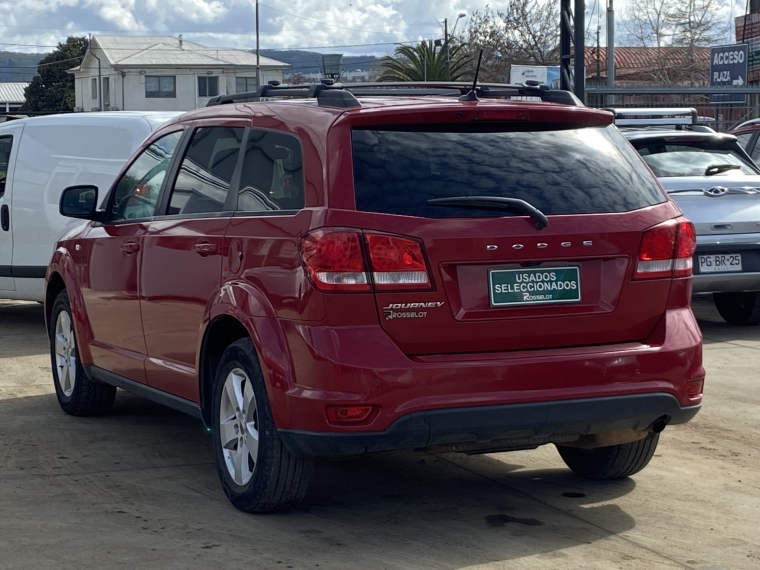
[426,196,549,230]
[705,164,742,176]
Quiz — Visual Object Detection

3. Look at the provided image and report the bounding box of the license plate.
[489,267,581,307]
[698,254,742,273]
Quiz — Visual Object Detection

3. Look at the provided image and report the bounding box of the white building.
[0,83,29,115]
[70,35,288,112]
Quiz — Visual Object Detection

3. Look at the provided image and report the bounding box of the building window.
[145,76,176,98]
[91,78,97,99]
[236,77,258,94]
[198,76,219,98]
[102,77,110,106]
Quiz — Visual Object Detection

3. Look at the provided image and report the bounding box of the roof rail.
[342,82,582,106]
[605,107,698,127]
[206,80,362,109]
[205,80,582,109]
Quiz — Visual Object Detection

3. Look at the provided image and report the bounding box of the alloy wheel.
[54,311,77,397]
[219,367,260,486]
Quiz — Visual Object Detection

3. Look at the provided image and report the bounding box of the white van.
[0,111,181,302]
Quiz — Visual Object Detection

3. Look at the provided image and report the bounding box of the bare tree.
[619,0,727,85]
[668,0,728,48]
[458,2,560,82]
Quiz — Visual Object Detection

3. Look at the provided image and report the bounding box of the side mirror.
[60,185,101,220]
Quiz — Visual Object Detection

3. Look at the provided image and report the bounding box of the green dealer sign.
[489,267,581,307]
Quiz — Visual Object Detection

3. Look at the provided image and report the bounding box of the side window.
[237,130,305,212]
[0,136,13,180]
[109,131,183,222]
[167,126,245,216]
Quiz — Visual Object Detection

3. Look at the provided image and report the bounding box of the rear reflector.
[635,218,696,280]
[326,406,375,424]
[685,379,704,398]
[365,233,431,290]
[300,229,370,292]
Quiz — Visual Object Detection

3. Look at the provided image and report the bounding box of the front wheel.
[211,338,313,513]
[49,290,116,416]
[714,292,760,326]
[556,433,660,479]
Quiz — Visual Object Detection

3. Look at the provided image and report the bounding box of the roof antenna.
[459,49,483,102]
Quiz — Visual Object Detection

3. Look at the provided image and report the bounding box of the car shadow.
[0,300,48,358]
[0,389,638,569]
[692,296,760,345]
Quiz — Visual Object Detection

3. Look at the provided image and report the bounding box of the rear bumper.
[269,307,704,438]
[278,393,700,458]
[692,271,760,293]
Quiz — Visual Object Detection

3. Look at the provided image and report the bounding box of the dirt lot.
[0,298,758,570]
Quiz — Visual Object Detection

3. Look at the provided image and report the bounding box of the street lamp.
[444,12,467,81]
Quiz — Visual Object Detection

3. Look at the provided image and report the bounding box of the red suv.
[46,82,704,513]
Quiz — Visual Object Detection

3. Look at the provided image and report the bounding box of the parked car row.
[21,90,760,513]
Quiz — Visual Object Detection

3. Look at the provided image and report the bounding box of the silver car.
[625,130,760,325]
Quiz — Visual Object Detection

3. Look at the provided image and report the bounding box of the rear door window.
[236,129,305,212]
[167,126,245,216]
[352,125,665,218]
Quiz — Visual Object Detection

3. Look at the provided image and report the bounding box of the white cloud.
[0,0,744,57]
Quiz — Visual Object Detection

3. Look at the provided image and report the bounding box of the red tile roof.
[584,46,710,75]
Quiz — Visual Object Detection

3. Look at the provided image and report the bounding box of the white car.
[0,111,181,301]
[624,129,760,325]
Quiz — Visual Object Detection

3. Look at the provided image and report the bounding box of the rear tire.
[211,338,313,513]
[49,290,116,416]
[556,433,659,479]
[714,292,760,326]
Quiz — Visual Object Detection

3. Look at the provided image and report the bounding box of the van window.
[0,136,12,180]
[237,130,304,212]
[352,125,665,217]
[109,131,183,222]
[166,126,244,216]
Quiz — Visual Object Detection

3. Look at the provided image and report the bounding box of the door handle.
[1,204,8,232]
[121,241,140,254]
[193,243,218,256]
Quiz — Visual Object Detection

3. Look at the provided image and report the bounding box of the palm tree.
[379,41,471,82]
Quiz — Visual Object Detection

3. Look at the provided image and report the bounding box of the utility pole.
[607,0,615,106]
[256,0,261,90]
[596,25,601,82]
[444,18,449,81]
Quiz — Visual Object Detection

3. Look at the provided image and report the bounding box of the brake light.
[674,220,696,277]
[300,229,433,292]
[299,229,370,291]
[635,218,696,279]
[365,233,430,290]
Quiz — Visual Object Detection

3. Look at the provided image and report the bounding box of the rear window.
[352,125,665,217]
[633,142,757,177]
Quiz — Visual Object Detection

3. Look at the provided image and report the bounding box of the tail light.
[635,218,696,280]
[299,229,370,291]
[300,229,432,292]
[365,233,430,290]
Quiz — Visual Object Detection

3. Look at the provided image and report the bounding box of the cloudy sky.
[0,0,744,57]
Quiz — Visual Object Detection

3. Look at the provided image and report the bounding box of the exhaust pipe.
[651,417,668,434]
